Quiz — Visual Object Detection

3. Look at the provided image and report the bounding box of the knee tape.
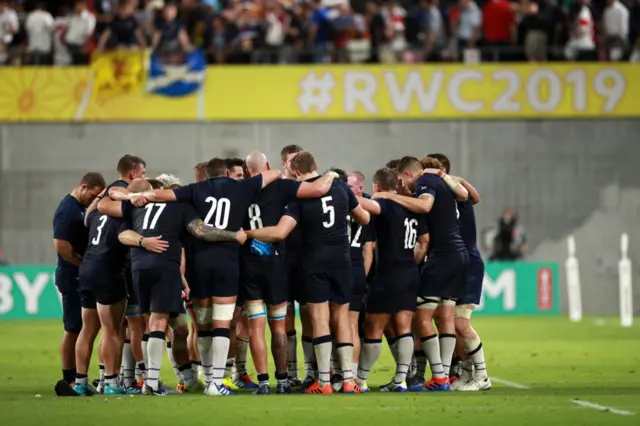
[463,336,482,354]
[268,305,287,321]
[193,305,213,325]
[170,313,189,332]
[246,303,266,320]
[417,296,440,310]
[126,304,141,317]
[212,303,236,321]
[455,305,474,320]
[440,298,456,307]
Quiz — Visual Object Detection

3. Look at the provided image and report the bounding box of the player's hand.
[182,286,190,301]
[422,168,442,176]
[236,229,247,245]
[326,171,339,179]
[142,236,169,253]
[131,195,149,207]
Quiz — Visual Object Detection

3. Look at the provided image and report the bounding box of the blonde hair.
[420,156,444,170]
[156,173,181,188]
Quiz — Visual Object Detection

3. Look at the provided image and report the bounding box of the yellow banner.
[0,64,638,121]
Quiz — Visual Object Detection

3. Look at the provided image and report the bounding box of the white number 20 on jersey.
[204,197,231,229]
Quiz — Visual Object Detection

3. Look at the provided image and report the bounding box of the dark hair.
[385,159,400,170]
[225,158,245,170]
[206,157,229,178]
[427,153,450,174]
[147,178,164,189]
[116,155,146,176]
[329,167,348,182]
[396,156,422,173]
[280,144,303,162]
[373,168,397,191]
[79,172,106,189]
[290,152,317,174]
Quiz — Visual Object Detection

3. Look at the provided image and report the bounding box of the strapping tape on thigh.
[416,296,440,310]
[455,305,473,319]
[440,298,456,307]
[170,313,189,331]
[212,303,236,321]
[246,303,266,320]
[193,305,213,324]
[268,305,287,321]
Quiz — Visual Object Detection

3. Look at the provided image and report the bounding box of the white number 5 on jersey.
[321,196,335,228]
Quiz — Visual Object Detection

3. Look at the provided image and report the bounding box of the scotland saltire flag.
[146,50,206,97]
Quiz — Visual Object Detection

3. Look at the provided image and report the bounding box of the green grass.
[1,317,639,425]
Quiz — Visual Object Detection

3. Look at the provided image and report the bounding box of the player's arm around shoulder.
[118,230,169,254]
[259,169,283,188]
[186,219,246,244]
[357,195,381,216]
[452,176,480,204]
[245,215,297,243]
[296,171,337,198]
[423,168,468,202]
[98,196,124,218]
[374,190,433,214]
[85,188,107,226]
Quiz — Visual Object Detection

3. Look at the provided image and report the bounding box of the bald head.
[128,178,152,193]
[245,151,269,176]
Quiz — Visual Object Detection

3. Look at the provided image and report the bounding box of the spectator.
[97,0,147,52]
[482,0,515,61]
[282,2,304,63]
[0,0,19,66]
[64,0,96,65]
[489,207,528,261]
[25,2,54,65]
[424,0,446,62]
[180,0,208,49]
[518,0,555,62]
[205,14,230,63]
[379,0,407,63]
[94,0,117,40]
[308,0,334,63]
[367,0,386,62]
[258,0,288,63]
[455,0,482,61]
[631,0,640,61]
[564,0,595,60]
[602,0,629,60]
[134,0,163,43]
[151,1,191,59]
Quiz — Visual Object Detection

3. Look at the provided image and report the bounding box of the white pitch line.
[491,377,530,389]
[571,399,635,416]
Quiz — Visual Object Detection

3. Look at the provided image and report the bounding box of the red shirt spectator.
[483,0,514,42]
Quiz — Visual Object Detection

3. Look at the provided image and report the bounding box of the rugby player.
[75,183,166,396]
[241,151,337,394]
[426,154,491,391]
[345,170,374,384]
[116,178,246,395]
[53,172,106,389]
[132,158,282,396]
[242,152,370,394]
[355,167,429,392]
[375,156,468,391]
[94,155,147,392]
[279,144,308,386]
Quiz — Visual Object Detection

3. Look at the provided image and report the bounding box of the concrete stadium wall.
[1,120,639,315]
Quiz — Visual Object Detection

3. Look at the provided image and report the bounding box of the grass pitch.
[1,317,639,426]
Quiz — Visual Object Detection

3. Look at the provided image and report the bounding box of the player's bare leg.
[304,302,333,394]
[232,309,254,388]
[191,297,213,388]
[165,326,182,388]
[186,305,201,378]
[245,301,269,394]
[330,302,359,393]
[285,304,300,385]
[415,297,448,391]
[97,300,126,395]
[268,302,290,393]
[434,301,457,378]
[356,313,389,391]
[204,295,236,396]
[73,307,100,395]
[169,313,202,392]
[348,310,361,379]
[454,305,490,391]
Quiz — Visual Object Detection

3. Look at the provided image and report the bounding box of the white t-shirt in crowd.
[26,9,55,53]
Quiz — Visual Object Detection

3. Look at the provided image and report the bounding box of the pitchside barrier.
[0,262,559,319]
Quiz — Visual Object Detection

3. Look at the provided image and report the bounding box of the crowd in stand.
[1,0,639,66]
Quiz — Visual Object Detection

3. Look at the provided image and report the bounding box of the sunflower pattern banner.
[0,64,639,121]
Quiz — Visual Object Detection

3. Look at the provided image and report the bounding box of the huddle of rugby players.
[52,146,490,396]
